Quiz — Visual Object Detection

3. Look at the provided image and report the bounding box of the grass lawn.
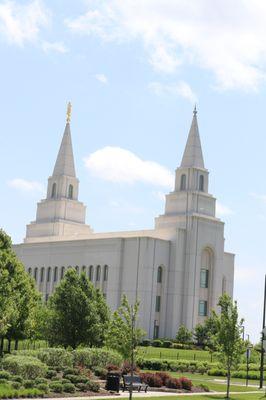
[138,347,217,362]
[104,395,265,400]
[0,382,43,398]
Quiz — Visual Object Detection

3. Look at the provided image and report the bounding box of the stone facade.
[14,108,234,338]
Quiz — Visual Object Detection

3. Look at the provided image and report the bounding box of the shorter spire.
[181,107,205,169]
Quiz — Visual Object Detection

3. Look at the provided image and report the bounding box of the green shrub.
[208,368,227,377]
[34,377,48,384]
[198,383,210,392]
[11,381,21,389]
[62,367,79,377]
[162,340,172,348]
[36,383,49,393]
[73,348,122,369]
[45,369,57,379]
[93,366,107,379]
[10,375,24,383]
[24,380,35,388]
[61,378,71,384]
[62,382,75,393]
[141,339,151,347]
[87,380,100,392]
[3,355,47,380]
[0,371,11,380]
[152,339,163,347]
[49,382,63,393]
[76,382,88,392]
[64,374,80,384]
[36,348,73,369]
[0,378,8,384]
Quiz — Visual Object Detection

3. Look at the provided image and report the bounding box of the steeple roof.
[181,107,205,169]
[52,122,76,177]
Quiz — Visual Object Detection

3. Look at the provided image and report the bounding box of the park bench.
[122,375,148,392]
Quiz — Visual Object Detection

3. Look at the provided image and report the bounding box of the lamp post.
[259,275,266,389]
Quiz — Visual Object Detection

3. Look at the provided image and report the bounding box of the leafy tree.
[193,323,209,347]
[47,269,109,348]
[0,230,40,353]
[214,294,245,399]
[176,325,192,344]
[104,295,146,360]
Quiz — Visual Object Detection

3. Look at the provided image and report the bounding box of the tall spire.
[181,106,205,169]
[52,103,76,177]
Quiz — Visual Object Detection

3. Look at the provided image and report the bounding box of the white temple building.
[14,105,234,339]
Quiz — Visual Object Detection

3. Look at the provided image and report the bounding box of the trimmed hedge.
[3,355,47,379]
[73,348,122,369]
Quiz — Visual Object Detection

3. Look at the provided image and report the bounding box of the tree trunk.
[7,339,11,353]
[0,337,4,357]
[226,363,231,399]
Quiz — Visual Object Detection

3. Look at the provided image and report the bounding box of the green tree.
[193,323,209,347]
[176,325,192,344]
[104,295,145,360]
[214,294,245,399]
[47,269,109,348]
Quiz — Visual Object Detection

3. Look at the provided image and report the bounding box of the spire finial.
[193,104,197,115]
[66,101,72,123]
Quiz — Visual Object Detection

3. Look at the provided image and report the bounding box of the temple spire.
[52,103,76,177]
[181,107,204,169]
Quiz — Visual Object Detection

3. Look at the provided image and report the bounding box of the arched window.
[157,266,163,283]
[96,265,101,281]
[47,267,51,282]
[34,267,38,281]
[60,266,65,280]
[199,175,204,191]
[54,267,58,282]
[180,174,186,191]
[75,265,79,274]
[51,183,56,198]
[89,265,93,281]
[68,184,73,199]
[82,265,86,274]
[40,267,44,283]
[28,267,32,275]
[104,265,108,281]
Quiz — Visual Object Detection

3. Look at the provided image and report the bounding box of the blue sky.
[0,0,266,342]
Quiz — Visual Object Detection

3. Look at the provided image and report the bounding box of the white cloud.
[66,0,266,91]
[0,0,50,46]
[42,40,68,53]
[84,146,174,188]
[216,201,234,217]
[149,81,197,103]
[95,73,108,84]
[8,178,45,194]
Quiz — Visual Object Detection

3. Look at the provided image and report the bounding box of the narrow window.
[96,265,101,281]
[157,266,163,283]
[47,267,51,282]
[89,265,94,281]
[198,300,207,316]
[40,267,44,283]
[180,174,186,191]
[199,175,204,191]
[222,276,227,294]
[155,296,161,312]
[200,269,209,288]
[61,266,65,279]
[51,183,56,198]
[104,265,108,281]
[28,267,32,275]
[75,265,79,274]
[54,267,58,282]
[82,265,86,273]
[68,184,73,199]
[153,324,159,339]
[34,267,38,281]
